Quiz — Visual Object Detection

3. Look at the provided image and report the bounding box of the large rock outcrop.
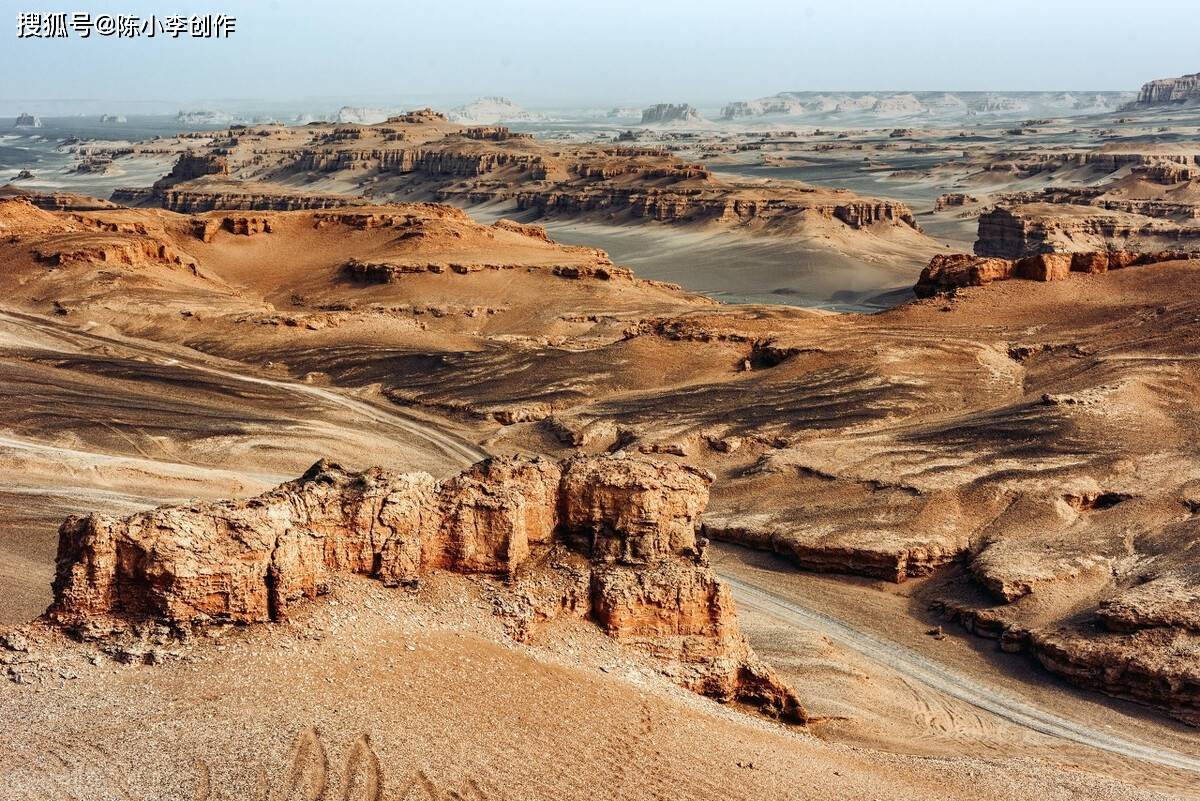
[1131,72,1200,107]
[974,204,1200,259]
[914,249,1197,296]
[640,104,703,125]
[48,454,805,722]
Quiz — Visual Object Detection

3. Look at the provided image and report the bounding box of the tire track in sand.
[0,308,486,468]
[720,573,1200,775]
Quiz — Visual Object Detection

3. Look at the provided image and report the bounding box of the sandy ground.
[2,133,1200,796]
[712,544,1200,796]
[0,574,1186,801]
[0,306,481,626]
[463,201,937,310]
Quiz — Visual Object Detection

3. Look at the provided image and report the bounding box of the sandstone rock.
[1095,576,1200,633]
[1070,252,1109,273]
[640,104,703,125]
[1014,253,1072,282]
[975,204,1200,259]
[433,457,562,575]
[1131,72,1200,107]
[914,253,1014,296]
[491,218,549,240]
[935,193,977,211]
[560,456,712,564]
[47,454,802,722]
[914,249,1198,296]
[1029,627,1200,726]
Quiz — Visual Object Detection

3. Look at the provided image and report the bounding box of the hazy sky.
[2,0,1195,108]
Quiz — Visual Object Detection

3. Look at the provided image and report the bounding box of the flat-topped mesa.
[291,148,549,178]
[935,193,978,211]
[156,188,361,213]
[640,104,703,125]
[974,204,1200,259]
[153,153,229,188]
[515,187,919,231]
[48,454,805,722]
[1131,71,1200,107]
[100,115,926,240]
[341,257,631,283]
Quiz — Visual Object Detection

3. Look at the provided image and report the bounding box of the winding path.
[0,308,487,468]
[720,573,1200,774]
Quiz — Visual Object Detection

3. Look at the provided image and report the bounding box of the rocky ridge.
[100,114,924,237]
[641,104,704,125]
[47,454,806,722]
[974,204,1200,258]
[914,249,1199,295]
[1131,71,1200,107]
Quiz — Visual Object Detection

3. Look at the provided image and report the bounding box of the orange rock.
[47,454,805,723]
[1070,252,1109,273]
[1015,253,1072,281]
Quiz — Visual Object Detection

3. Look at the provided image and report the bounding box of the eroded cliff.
[48,454,806,722]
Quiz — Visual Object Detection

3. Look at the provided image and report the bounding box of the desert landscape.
[3,6,1200,799]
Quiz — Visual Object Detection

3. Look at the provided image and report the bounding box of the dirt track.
[720,572,1200,774]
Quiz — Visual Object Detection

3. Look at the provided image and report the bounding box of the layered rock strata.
[933,600,1200,726]
[975,204,1200,258]
[1131,72,1200,106]
[916,249,1198,296]
[48,454,805,722]
[640,104,703,125]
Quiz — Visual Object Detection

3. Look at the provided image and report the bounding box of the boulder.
[1015,253,1072,281]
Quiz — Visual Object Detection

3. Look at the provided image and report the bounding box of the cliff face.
[156,188,358,213]
[514,187,919,230]
[974,204,1200,258]
[914,249,1197,296]
[1133,71,1200,106]
[48,454,805,722]
[291,147,548,178]
[640,104,703,125]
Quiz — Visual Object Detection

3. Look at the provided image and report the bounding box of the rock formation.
[1131,71,1200,107]
[93,113,925,240]
[640,104,703,125]
[447,97,547,125]
[974,204,1200,258]
[935,193,977,211]
[914,249,1197,296]
[13,113,41,128]
[47,454,806,722]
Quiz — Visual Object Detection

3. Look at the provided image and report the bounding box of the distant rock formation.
[448,97,546,125]
[934,193,977,211]
[48,454,806,722]
[640,104,703,125]
[335,106,391,125]
[606,107,640,120]
[99,114,127,124]
[1131,71,1200,107]
[175,110,235,126]
[13,113,41,128]
[718,91,1131,121]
